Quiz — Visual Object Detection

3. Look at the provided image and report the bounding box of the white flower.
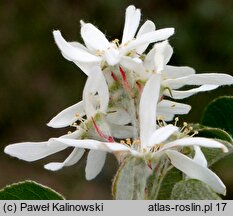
[135,40,233,100]
[4,66,115,180]
[49,74,228,194]
[53,5,174,75]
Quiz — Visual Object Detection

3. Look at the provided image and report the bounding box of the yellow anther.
[120,140,126,144]
[96,50,104,56]
[190,131,199,137]
[112,39,120,46]
[126,138,131,145]
[183,122,188,127]
[75,113,80,118]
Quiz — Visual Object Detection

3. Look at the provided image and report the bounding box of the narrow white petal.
[120,56,145,76]
[72,61,100,76]
[125,28,175,52]
[47,101,84,128]
[104,47,120,66]
[53,30,100,62]
[140,74,161,147]
[157,100,191,114]
[161,137,228,152]
[60,42,100,75]
[4,141,67,162]
[122,5,141,44]
[166,150,226,195]
[193,146,207,167]
[164,84,219,99]
[81,23,110,51]
[163,65,195,79]
[52,138,130,152]
[44,148,85,171]
[164,73,233,89]
[153,40,173,72]
[156,113,175,121]
[85,150,107,180]
[83,66,109,117]
[144,45,156,71]
[136,20,156,54]
[148,125,179,147]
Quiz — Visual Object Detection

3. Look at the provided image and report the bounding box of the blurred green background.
[0,0,232,199]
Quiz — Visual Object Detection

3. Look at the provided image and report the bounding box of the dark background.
[0,0,232,199]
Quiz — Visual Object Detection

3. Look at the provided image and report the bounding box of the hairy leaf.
[171,179,221,200]
[201,96,233,136]
[0,180,64,200]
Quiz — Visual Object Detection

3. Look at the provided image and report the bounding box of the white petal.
[157,100,191,115]
[125,28,175,52]
[52,138,130,152]
[164,73,233,89]
[153,40,173,72]
[163,65,195,79]
[4,141,67,162]
[107,107,131,125]
[157,113,175,121]
[53,30,100,62]
[83,66,109,117]
[47,101,84,128]
[109,124,134,139]
[81,23,110,51]
[148,125,179,147]
[122,5,141,44]
[120,56,145,76]
[160,137,228,152]
[140,74,161,147]
[44,148,85,171]
[164,84,219,99]
[166,150,226,195]
[136,20,156,54]
[72,61,100,76]
[85,150,107,180]
[104,46,120,66]
[193,146,207,167]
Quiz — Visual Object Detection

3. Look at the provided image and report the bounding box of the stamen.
[96,50,104,56]
[126,138,131,145]
[174,117,179,126]
[180,122,188,132]
[190,131,199,137]
[112,39,120,47]
[157,116,166,127]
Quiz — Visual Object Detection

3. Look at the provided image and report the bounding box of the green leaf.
[189,124,233,166]
[156,168,183,200]
[191,123,233,143]
[171,179,221,200]
[0,180,64,200]
[201,96,233,136]
[202,139,233,166]
[112,157,151,200]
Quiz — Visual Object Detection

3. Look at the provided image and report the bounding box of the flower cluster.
[5,5,233,195]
